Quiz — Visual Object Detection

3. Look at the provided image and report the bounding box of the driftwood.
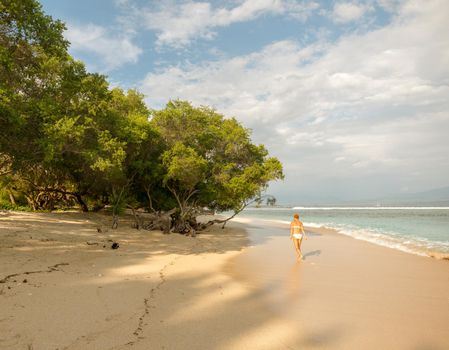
[142,208,176,233]
[140,208,208,235]
[128,206,142,230]
[137,203,245,236]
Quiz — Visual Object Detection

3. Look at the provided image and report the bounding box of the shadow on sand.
[0,211,350,349]
[303,249,322,260]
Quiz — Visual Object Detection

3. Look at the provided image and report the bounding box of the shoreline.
[318,225,449,261]
[1,211,449,349]
[309,223,449,260]
[231,216,449,260]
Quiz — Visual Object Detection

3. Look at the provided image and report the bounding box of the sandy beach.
[227,218,449,349]
[1,211,448,349]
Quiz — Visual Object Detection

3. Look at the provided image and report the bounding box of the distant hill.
[277,186,449,208]
[363,186,449,207]
[338,187,449,207]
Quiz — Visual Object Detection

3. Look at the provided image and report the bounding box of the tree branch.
[144,184,155,213]
[167,185,183,214]
[207,195,272,228]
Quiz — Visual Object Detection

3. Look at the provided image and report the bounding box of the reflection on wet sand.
[285,261,302,302]
[223,218,449,349]
[223,223,309,317]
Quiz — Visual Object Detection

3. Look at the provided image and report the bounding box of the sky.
[39,0,449,205]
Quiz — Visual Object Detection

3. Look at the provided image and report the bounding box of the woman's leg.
[297,238,303,259]
[293,239,301,258]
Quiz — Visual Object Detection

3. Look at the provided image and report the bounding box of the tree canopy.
[0,0,284,234]
[151,101,283,230]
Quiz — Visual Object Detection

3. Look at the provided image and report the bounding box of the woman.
[290,213,307,260]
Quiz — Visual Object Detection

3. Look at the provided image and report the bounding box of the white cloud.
[332,2,371,23]
[141,0,319,48]
[65,23,142,71]
[141,0,449,199]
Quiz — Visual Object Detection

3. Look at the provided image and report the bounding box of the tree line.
[0,0,284,234]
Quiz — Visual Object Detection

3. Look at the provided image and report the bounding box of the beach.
[227,218,449,349]
[1,211,449,349]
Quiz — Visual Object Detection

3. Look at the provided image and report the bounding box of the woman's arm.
[300,222,307,239]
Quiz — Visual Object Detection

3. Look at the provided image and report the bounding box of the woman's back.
[291,220,303,234]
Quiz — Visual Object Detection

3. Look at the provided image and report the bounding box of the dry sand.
[0,211,296,350]
[1,211,448,349]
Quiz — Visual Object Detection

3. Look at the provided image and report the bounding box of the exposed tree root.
[0,263,69,284]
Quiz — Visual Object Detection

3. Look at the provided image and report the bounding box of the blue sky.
[39,0,449,204]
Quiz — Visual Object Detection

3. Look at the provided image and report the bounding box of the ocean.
[236,207,449,257]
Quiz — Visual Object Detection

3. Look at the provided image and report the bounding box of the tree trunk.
[129,206,141,230]
[144,185,156,213]
[25,194,37,211]
[75,193,89,212]
[8,190,16,205]
[112,214,119,229]
[142,208,176,233]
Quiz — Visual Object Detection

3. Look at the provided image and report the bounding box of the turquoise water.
[237,207,449,257]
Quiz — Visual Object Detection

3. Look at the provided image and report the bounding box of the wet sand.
[225,217,449,349]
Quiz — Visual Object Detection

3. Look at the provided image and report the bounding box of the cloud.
[332,2,371,23]
[140,0,449,199]
[140,0,319,48]
[65,23,142,71]
[375,0,403,12]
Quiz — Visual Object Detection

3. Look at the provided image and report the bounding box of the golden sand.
[1,211,448,349]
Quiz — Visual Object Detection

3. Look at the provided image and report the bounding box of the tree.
[151,100,284,232]
[162,142,207,229]
[266,196,277,206]
[0,1,284,235]
[0,0,81,209]
[0,6,160,213]
[0,0,68,166]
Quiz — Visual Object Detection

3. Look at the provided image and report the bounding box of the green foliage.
[0,0,69,165]
[162,143,208,190]
[0,1,284,219]
[152,100,284,214]
[0,201,32,211]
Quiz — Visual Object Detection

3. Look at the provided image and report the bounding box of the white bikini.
[291,224,303,239]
